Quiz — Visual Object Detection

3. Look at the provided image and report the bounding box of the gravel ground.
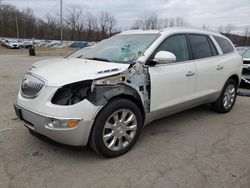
[0,54,250,188]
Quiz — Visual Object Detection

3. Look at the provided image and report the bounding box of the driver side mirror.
[153,51,176,64]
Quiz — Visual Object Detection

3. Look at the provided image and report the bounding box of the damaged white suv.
[14,28,242,157]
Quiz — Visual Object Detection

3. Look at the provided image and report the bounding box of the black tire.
[89,98,143,158]
[212,79,238,113]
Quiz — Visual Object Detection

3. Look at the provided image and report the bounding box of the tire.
[212,79,237,113]
[89,98,143,158]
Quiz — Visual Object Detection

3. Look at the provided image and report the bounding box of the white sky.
[2,0,250,34]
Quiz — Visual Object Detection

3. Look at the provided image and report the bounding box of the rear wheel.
[90,98,143,158]
[212,79,237,113]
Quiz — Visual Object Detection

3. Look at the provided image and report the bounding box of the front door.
[148,34,196,115]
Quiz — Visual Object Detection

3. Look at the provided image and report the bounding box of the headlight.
[94,75,125,85]
[51,81,92,105]
[46,118,80,129]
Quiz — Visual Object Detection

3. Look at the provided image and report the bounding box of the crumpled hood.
[30,58,130,87]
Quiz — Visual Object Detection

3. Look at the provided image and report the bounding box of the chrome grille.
[21,73,45,98]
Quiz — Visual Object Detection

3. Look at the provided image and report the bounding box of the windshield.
[242,48,250,58]
[67,46,93,58]
[80,34,159,64]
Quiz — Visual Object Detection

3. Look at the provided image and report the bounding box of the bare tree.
[169,17,175,27]
[157,18,169,29]
[45,15,60,39]
[175,17,184,26]
[76,17,85,40]
[84,11,97,40]
[65,5,83,40]
[224,24,235,35]
[107,14,117,37]
[21,8,36,38]
[202,25,210,30]
[132,15,185,30]
[244,26,249,37]
[218,25,224,33]
[98,11,109,38]
[244,26,250,45]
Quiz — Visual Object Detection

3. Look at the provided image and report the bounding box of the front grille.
[21,73,45,98]
[243,60,250,64]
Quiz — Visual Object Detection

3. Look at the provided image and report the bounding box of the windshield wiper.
[86,57,111,62]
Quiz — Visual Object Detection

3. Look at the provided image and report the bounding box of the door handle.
[216,65,224,70]
[186,71,195,77]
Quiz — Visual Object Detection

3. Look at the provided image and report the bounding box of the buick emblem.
[22,78,29,89]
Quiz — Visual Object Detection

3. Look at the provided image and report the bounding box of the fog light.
[47,119,80,129]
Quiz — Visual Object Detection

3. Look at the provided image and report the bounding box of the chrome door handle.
[186,71,195,77]
[216,65,224,70]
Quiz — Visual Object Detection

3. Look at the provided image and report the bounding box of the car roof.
[119,27,224,38]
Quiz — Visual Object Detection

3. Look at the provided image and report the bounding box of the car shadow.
[27,104,217,159]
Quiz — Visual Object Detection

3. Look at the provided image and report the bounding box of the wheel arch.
[106,94,146,124]
[87,84,146,124]
[228,74,240,87]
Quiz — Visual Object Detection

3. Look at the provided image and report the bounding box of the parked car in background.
[1,39,9,47]
[241,47,250,85]
[0,39,6,47]
[70,41,88,48]
[5,40,20,49]
[14,28,242,157]
[21,41,33,48]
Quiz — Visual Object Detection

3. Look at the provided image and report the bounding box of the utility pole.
[60,0,63,44]
[15,13,19,40]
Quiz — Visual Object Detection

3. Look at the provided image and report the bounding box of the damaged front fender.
[88,62,151,113]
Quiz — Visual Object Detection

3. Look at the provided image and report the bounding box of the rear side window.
[155,34,189,62]
[189,34,213,59]
[214,36,234,54]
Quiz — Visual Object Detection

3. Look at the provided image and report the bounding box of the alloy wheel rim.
[223,84,236,110]
[103,109,137,151]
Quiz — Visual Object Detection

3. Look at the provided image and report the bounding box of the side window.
[189,34,213,59]
[214,36,234,54]
[156,35,189,62]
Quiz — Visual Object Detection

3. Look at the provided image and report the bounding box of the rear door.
[188,34,222,98]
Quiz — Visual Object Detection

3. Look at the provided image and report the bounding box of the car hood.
[29,58,130,87]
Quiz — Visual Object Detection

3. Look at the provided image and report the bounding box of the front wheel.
[212,79,237,113]
[89,98,143,158]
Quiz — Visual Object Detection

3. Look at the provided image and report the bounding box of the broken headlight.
[94,75,125,85]
[51,81,92,105]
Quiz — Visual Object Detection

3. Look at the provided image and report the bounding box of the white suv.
[14,28,242,157]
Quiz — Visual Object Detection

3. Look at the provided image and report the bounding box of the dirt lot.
[0,51,250,188]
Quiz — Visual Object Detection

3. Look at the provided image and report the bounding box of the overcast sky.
[2,0,250,34]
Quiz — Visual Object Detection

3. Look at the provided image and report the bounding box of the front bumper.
[14,103,94,146]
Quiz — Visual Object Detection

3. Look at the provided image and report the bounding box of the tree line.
[0,3,118,41]
[0,1,249,45]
